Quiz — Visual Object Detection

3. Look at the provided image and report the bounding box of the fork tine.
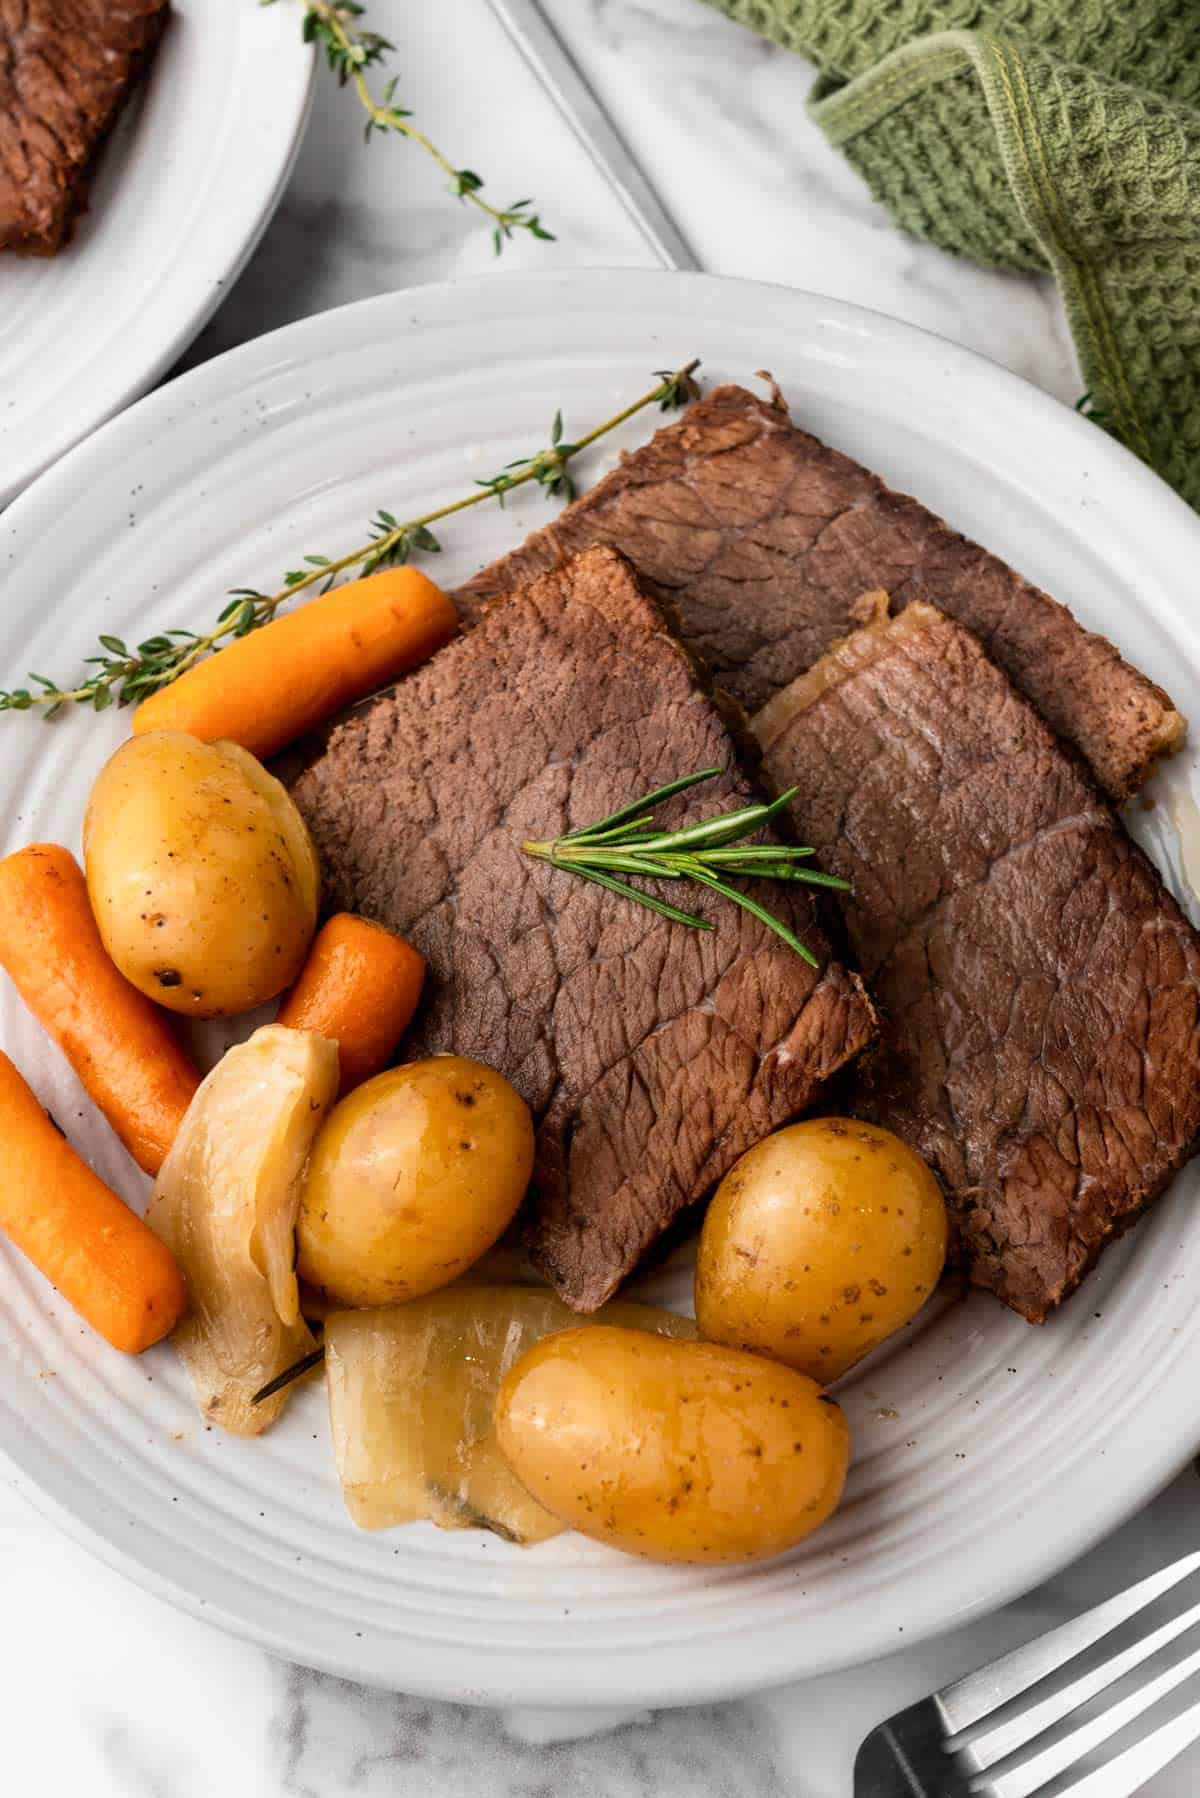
[936,1553,1200,1734]
[985,1636,1200,1798]
[1049,1688,1200,1797]
[966,1595,1200,1775]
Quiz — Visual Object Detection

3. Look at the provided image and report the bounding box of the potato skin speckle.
[297,1057,533,1307]
[84,732,319,1017]
[496,1328,849,1564]
[695,1118,947,1382]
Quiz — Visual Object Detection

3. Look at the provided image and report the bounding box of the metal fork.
[856,1552,1200,1795]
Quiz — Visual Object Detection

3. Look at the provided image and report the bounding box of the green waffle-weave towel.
[699,1,1200,509]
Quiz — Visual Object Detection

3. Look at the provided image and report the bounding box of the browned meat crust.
[291,548,877,1311]
[755,601,1200,1322]
[0,0,170,255]
[458,383,1184,803]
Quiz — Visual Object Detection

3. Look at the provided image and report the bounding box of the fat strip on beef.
[458,383,1183,803]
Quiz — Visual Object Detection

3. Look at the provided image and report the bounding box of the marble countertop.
[4,2,1198,1793]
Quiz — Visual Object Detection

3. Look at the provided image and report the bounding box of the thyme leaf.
[275,1,554,252]
[1,360,700,719]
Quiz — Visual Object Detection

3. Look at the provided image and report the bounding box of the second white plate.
[1,270,1200,1706]
[0,0,313,507]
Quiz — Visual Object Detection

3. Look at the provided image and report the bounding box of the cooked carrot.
[276,913,425,1094]
[0,846,200,1176]
[0,1051,187,1352]
[131,567,458,760]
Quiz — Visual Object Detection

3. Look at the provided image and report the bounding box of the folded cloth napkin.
[700,0,1200,509]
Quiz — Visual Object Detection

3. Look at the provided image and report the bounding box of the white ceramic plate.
[0,0,313,508]
[2,270,1200,1708]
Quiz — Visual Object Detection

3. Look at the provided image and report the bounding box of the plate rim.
[3,267,1200,1706]
[0,2,315,510]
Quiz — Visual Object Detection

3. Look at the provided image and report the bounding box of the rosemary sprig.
[251,1345,327,1405]
[282,0,554,255]
[1,360,701,719]
[522,769,850,965]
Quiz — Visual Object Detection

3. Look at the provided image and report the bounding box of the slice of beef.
[753,599,1200,1322]
[457,383,1183,803]
[291,547,876,1311]
[0,0,169,256]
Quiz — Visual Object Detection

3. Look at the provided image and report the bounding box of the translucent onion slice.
[147,1024,339,1435]
[325,1287,695,1540]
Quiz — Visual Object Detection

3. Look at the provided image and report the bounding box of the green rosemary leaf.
[635,786,800,855]
[694,842,817,862]
[561,767,722,842]
[694,854,811,878]
[685,865,819,968]
[523,767,844,963]
[552,848,692,880]
[558,812,658,846]
[636,802,770,854]
[251,1344,327,1405]
[785,869,853,889]
[699,857,851,888]
[547,859,714,931]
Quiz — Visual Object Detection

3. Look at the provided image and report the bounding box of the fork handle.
[855,1714,952,1796]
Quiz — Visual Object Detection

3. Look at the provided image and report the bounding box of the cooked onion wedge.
[148,1024,339,1435]
[325,1288,695,1540]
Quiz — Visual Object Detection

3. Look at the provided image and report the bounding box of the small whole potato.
[84,731,319,1017]
[495,1327,849,1564]
[695,1118,947,1382]
[297,1056,534,1307]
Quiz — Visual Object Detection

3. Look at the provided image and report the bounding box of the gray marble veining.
[3,2,1196,1794]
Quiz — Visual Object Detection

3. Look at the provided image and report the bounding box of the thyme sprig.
[523,769,850,965]
[0,360,701,720]
[285,0,554,255]
[475,367,701,509]
[1075,390,1113,429]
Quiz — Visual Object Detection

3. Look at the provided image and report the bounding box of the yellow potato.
[495,1327,849,1564]
[325,1288,694,1540]
[84,731,319,1017]
[695,1117,947,1382]
[297,1056,534,1307]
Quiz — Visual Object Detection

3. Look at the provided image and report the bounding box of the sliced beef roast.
[0,0,170,255]
[458,383,1183,803]
[291,547,876,1310]
[754,599,1200,1322]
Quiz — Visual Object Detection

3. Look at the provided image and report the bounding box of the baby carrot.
[0,1051,187,1353]
[276,913,425,1094]
[0,846,200,1176]
[131,567,458,760]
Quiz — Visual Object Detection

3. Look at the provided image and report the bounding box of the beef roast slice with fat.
[457,383,1182,803]
[0,0,170,255]
[754,600,1200,1322]
[291,547,876,1310]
